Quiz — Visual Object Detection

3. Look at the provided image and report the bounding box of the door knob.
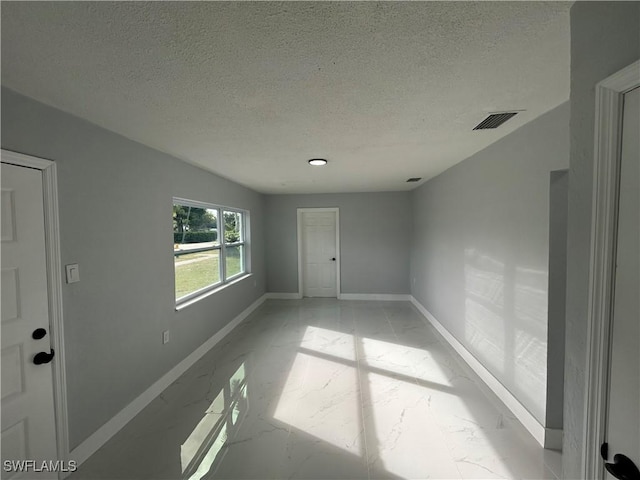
[605,454,640,480]
[33,349,55,365]
[32,328,47,340]
[331,257,336,261]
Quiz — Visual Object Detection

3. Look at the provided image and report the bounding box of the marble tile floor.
[72,299,562,480]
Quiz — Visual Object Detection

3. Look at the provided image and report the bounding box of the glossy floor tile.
[71,299,561,479]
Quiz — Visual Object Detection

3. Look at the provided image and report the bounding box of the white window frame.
[221,208,247,282]
[173,197,249,306]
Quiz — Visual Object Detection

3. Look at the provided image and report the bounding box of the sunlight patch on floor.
[301,325,356,361]
[274,351,362,455]
[360,336,453,387]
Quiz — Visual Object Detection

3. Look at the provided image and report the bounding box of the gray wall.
[546,170,568,431]
[564,3,640,478]
[1,88,266,450]
[411,102,569,425]
[265,193,412,295]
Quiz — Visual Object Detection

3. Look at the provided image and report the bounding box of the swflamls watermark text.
[3,460,78,473]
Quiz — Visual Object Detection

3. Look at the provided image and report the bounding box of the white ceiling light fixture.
[308,158,328,166]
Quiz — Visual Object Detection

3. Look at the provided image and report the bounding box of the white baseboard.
[264,293,411,301]
[410,296,549,448]
[544,428,563,451]
[70,294,267,466]
[339,293,411,301]
[265,292,302,299]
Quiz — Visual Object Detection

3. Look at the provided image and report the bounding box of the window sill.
[175,273,253,312]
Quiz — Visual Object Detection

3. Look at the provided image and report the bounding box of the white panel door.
[604,86,639,479]
[302,211,337,298]
[1,162,58,479]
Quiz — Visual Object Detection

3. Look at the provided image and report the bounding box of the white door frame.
[1,149,70,475]
[297,208,341,299]
[583,60,640,479]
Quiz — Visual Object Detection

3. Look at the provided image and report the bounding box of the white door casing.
[584,61,640,479]
[1,163,58,479]
[604,86,639,478]
[297,209,340,298]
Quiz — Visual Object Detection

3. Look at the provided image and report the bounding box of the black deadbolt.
[32,328,47,340]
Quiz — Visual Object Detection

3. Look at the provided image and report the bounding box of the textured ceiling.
[1,2,570,194]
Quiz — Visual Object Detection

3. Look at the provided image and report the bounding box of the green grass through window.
[175,250,242,300]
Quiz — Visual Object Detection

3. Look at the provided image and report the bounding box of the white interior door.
[301,211,337,298]
[604,86,640,479]
[1,162,58,479]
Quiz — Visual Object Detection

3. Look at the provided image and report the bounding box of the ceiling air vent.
[406,177,422,183]
[473,112,519,130]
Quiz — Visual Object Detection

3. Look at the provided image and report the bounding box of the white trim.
[410,296,548,447]
[172,196,247,214]
[296,208,341,298]
[583,60,640,480]
[265,292,303,300]
[340,293,411,301]
[545,428,563,451]
[1,149,70,479]
[1,149,56,170]
[244,210,252,275]
[70,293,267,466]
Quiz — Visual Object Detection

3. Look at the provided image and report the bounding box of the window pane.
[175,250,221,299]
[223,211,243,243]
[225,245,244,279]
[173,205,219,248]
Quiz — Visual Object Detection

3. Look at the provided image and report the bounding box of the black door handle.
[33,349,55,365]
[605,454,640,480]
[331,257,336,261]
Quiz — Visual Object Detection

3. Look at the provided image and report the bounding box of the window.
[173,198,248,304]
[223,210,245,279]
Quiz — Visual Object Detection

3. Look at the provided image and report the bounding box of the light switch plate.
[65,264,80,284]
